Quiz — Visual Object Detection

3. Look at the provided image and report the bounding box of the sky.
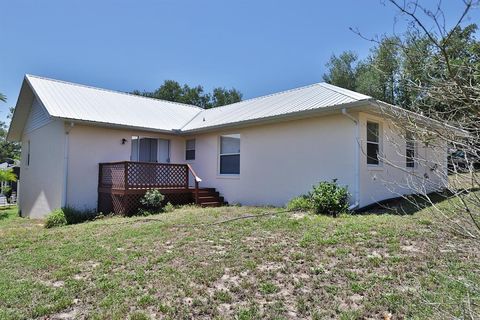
[1,0,479,124]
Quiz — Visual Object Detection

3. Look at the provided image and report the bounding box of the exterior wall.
[186,114,357,207]
[19,119,65,218]
[357,112,448,207]
[66,125,184,211]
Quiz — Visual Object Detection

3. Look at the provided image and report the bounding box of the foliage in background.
[132,80,242,109]
[138,189,166,216]
[0,107,21,163]
[324,0,480,241]
[0,168,17,184]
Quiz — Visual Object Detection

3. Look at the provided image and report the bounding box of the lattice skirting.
[98,190,194,216]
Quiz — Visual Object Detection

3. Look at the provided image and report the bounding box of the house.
[7,75,450,218]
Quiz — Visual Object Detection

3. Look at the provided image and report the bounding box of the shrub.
[287,196,312,211]
[163,202,175,213]
[62,206,98,225]
[138,189,165,215]
[44,207,99,228]
[308,179,349,217]
[45,209,67,228]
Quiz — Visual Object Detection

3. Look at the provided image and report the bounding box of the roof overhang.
[7,77,37,141]
[179,100,373,135]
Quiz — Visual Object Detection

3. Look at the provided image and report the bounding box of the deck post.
[124,161,128,189]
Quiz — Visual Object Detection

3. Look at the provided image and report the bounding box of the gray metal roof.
[25,75,203,132]
[9,75,373,140]
[182,82,371,131]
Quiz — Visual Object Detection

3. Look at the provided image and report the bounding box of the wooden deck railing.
[99,161,202,203]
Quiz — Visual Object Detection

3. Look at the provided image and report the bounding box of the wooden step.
[200,201,223,207]
[197,196,224,203]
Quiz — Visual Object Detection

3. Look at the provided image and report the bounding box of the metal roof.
[9,75,373,140]
[25,75,203,132]
[182,82,371,132]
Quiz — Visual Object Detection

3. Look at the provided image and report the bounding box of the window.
[185,139,195,160]
[219,134,240,174]
[406,131,415,168]
[27,140,31,166]
[366,121,380,165]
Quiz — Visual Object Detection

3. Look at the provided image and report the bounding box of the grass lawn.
[0,196,479,319]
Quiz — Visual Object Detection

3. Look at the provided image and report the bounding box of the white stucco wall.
[18,108,448,217]
[186,114,358,207]
[19,119,65,218]
[357,112,448,207]
[65,125,184,211]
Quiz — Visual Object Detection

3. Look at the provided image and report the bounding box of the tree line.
[131,80,243,109]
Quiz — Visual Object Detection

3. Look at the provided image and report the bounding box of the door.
[131,137,157,162]
[158,139,170,163]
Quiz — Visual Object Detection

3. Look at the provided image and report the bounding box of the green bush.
[62,207,98,225]
[308,180,349,217]
[44,207,99,228]
[138,189,165,216]
[163,202,175,213]
[45,209,67,228]
[287,196,312,211]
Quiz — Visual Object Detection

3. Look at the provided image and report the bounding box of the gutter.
[341,108,360,210]
[62,122,74,207]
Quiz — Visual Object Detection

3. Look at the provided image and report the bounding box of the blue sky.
[1,0,478,123]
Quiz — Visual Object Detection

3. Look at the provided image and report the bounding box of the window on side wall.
[186,139,195,161]
[27,140,31,166]
[366,121,380,165]
[406,131,415,168]
[219,134,240,175]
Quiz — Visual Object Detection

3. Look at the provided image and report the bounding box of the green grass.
[0,196,479,319]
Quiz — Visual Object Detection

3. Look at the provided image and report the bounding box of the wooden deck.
[98,161,225,215]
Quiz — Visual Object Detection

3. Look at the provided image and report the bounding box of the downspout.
[342,108,360,210]
[62,122,74,207]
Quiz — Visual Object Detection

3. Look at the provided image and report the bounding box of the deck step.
[200,201,223,207]
[193,187,227,207]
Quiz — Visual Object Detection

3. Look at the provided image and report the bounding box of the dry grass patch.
[0,199,478,319]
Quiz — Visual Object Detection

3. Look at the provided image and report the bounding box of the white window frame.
[185,139,196,161]
[218,134,240,176]
[366,121,382,167]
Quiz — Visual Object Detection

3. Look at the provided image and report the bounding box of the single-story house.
[8,75,451,218]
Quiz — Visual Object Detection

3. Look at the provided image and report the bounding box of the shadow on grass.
[355,190,469,216]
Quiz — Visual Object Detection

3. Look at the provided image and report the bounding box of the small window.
[219,134,240,174]
[186,139,195,160]
[27,140,31,166]
[366,121,380,165]
[406,131,415,168]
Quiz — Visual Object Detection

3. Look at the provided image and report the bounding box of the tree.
[0,93,5,103]
[0,107,21,162]
[0,168,16,183]
[353,1,480,240]
[132,80,242,109]
[210,88,243,109]
[322,51,358,90]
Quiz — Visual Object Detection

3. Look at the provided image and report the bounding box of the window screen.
[366,122,380,165]
[406,131,415,168]
[220,134,240,174]
[186,139,195,160]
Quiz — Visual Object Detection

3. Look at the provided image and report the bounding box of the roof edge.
[25,74,204,111]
